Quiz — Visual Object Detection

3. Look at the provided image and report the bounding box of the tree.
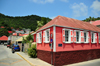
[22,34,33,48]
[0,28,9,37]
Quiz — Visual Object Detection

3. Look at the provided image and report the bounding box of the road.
[0,45,31,66]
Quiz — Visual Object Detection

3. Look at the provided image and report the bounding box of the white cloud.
[90,0,100,16]
[50,16,56,19]
[60,0,68,2]
[31,0,54,4]
[71,3,88,17]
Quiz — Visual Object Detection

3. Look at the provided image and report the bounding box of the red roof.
[1,26,5,28]
[8,31,12,33]
[91,20,100,26]
[12,33,28,36]
[37,16,100,32]
[0,36,8,41]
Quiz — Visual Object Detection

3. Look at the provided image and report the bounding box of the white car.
[4,42,8,46]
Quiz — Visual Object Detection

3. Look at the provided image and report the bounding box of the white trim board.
[53,26,56,52]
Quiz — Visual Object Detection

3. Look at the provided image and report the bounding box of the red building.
[35,16,100,66]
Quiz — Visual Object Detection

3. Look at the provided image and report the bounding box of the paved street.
[0,45,31,66]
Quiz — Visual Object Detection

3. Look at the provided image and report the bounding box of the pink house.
[35,16,100,66]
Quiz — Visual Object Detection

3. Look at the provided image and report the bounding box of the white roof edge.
[31,32,36,35]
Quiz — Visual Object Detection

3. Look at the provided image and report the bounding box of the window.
[63,28,72,43]
[65,30,69,42]
[43,29,50,43]
[76,31,79,42]
[91,32,95,43]
[46,30,49,42]
[84,32,88,43]
[76,31,81,43]
[37,32,42,43]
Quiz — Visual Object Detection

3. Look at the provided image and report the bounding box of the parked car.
[7,44,10,48]
[4,42,8,46]
[12,44,20,53]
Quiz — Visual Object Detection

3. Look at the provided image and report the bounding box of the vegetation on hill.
[83,16,100,22]
[0,13,51,37]
[0,13,51,31]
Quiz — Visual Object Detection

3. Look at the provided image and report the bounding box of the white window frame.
[64,29,71,43]
[76,30,81,43]
[91,32,95,43]
[84,31,88,43]
[45,29,50,43]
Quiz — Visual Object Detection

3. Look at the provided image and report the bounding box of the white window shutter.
[62,28,65,42]
[40,32,42,43]
[81,31,84,43]
[43,31,46,42]
[88,32,90,43]
[99,33,100,43]
[70,30,73,43]
[95,33,97,43]
[74,30,76,43]
[37,33,39,43]
[49,29,50,42]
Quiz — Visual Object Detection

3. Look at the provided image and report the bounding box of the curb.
[17,53,36,66]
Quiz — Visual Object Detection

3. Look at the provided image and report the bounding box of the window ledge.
[84,42,89,43]
[91,42,96,44]
[75,42,81,43]
[37,42,42,44]
[44,41,50,43]
[63,41,72,43]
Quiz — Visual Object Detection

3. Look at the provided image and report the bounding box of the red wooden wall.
[37,27,53,51]
[56,26,100,52]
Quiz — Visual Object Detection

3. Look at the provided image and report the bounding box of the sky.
[0,0,100,20]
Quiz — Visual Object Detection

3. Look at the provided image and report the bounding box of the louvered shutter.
[70,30,73,43]
[99,33,100,43]
[95,33,97,43]
[43,31,45,42]
[88,32,90,43]
[40,32,42,43]
[62,28,65,42]
[49,29,50,42]
[74,30,76,43]
[81,31,84,43]
[37,33,39,43]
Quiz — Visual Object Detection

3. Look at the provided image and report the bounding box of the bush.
[28,44,37,58]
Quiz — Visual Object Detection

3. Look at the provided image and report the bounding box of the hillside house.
[0,36,8,44]
[35,15,100,66]
[11,33,28,44]
[90,20,100,28]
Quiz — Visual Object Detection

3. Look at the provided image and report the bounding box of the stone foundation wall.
[37,49,100,66]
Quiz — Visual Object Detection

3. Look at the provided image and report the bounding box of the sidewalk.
[16,52,100,66]
[16,52,52,66]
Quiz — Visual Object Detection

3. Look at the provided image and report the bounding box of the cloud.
[71,3,88,17]
[60,0,68,2]
[31,0,54,4]
[50,16,56,19]
[90,0,100,16]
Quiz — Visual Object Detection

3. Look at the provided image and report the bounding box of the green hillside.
[0,13,51,31]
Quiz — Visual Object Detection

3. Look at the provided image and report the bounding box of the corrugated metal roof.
[0,36,8,41]
[16,35,28,41]
[91,20,100,26]
[37,15,100,32]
